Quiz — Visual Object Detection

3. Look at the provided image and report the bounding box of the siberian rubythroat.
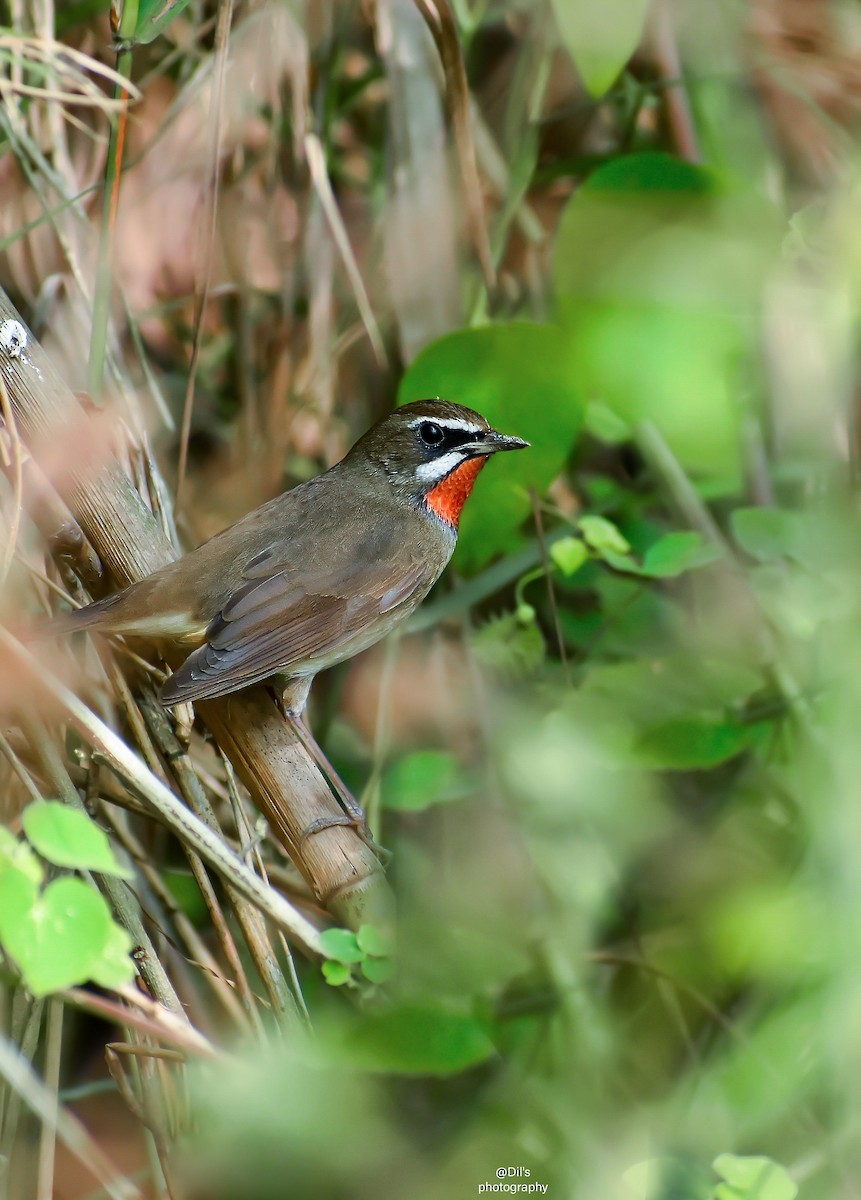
[52,400,529,718]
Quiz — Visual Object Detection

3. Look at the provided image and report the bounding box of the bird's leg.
[273,678,387,859]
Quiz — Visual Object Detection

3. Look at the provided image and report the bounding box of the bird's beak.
[468,430,530,456]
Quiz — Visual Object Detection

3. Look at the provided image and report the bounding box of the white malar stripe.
[415,450,467,482]
[406,415,483,434]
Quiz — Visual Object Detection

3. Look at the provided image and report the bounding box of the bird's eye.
[419,421,445,446]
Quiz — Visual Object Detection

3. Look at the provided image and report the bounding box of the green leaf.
[322,960,353,987]
[0,827,43,885]
[0,870,39,948]
[551,0,651,97]
[361,957,394,984]
[319,928,364,964]
[341,1005,495,1075]
[22,801,132,878]
[88,922,135,991]
[730,508,799,562]
[579,514,631,555]
[712,1154,797,1200]
[133,0,194,45]
[398,324,583,569]
[600,548,644,574]
[356,925,395,958]
[640,531,722,577]
[635,717,754,770]
[2,878,113,996]
[472,612,546,679]
[550,536,589,577]
[381,751,467,812]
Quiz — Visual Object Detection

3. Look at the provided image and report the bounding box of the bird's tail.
[30,590,132,639]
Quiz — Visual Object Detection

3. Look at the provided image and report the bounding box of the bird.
[48,400,528,838]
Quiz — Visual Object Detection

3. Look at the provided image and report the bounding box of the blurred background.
[1,0,861,1197]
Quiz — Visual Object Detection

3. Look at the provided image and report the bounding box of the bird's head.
[348,399,529,528]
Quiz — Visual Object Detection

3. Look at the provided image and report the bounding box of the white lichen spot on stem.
[0,320,28,359]
[0,319,43,380]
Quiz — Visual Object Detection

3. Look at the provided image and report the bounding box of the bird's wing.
[160,537,436,706]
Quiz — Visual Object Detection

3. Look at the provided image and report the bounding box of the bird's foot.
[298,806,391,864]
[298,813,356,845]
[275,692,390,863]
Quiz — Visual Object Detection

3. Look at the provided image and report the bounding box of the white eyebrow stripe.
[415,450,467,481]
[406,415,483,433]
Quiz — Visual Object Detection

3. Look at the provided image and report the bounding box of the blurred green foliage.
[7,0,861,1196]
[551,0,652,98]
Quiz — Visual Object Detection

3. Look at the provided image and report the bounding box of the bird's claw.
[298,809,391,863]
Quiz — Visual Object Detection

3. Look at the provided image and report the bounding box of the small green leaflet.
[356,925,394,958]
[551,0,652,98]
[640,531,722,577]
[361,957,394,984]
[712,1154,798,1200]
[0,877,133,997]
[89,922,137,990]
[550,536,589,577]
[319,928,364,964]
[134,0,194,45]
[575,527,721,578]
[22,801,133,878]
[321,924,394,987]
[381,751,467,812]
[322,960,352,987]
[579,514,631,555]
[0,826,43,884]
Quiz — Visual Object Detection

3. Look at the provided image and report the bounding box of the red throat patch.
[425,457,487,528]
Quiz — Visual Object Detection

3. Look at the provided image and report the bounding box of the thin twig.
[649,0,700,163]
[304,133,388,366]
[2,629,326,958]
[35,998,63,1200]
[138,692,283,1031]
[530,489,570,683]
[221,754,308,1027]
[0,996,44,1174]
[97,799,252,1034]
[62,989,218,1060]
